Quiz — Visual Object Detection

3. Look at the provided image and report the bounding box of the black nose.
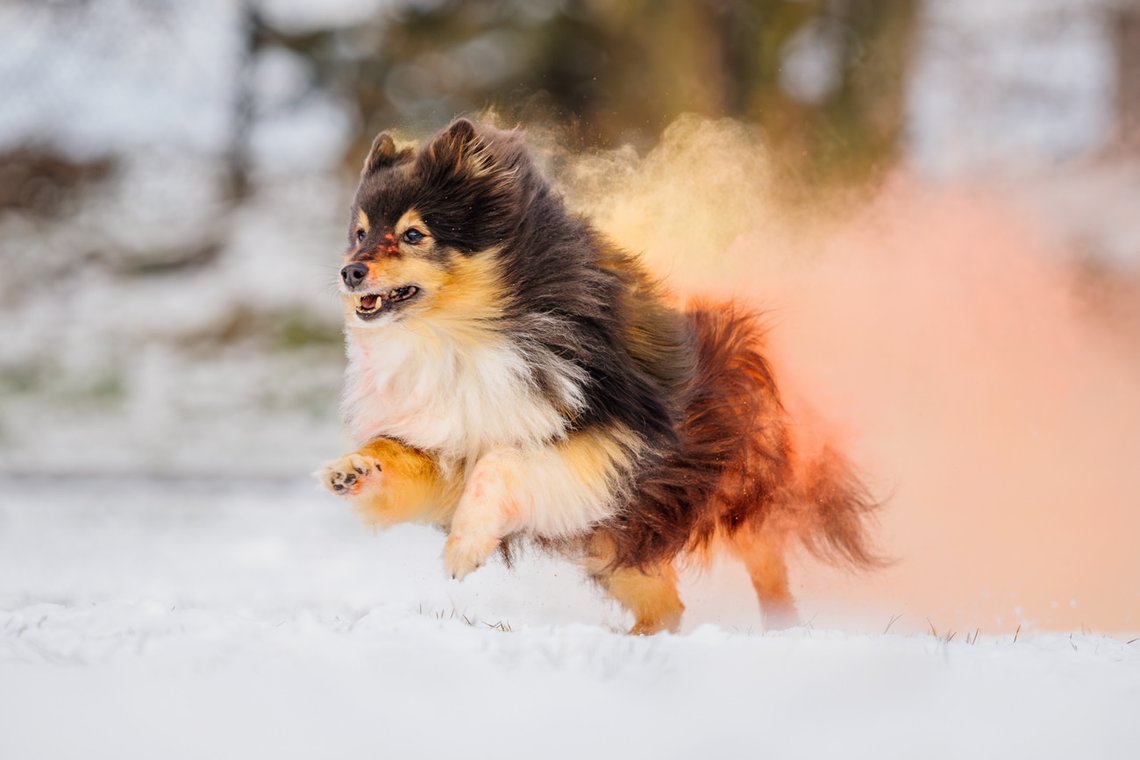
[341,263,368,288]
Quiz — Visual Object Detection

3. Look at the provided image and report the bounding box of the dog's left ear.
[425,118,485,171]
[361,131,412,177]
[444,118,477,147]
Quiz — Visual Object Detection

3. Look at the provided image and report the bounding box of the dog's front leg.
[319,437,453,528]
[442,428,638,579]
[443,448,525,580]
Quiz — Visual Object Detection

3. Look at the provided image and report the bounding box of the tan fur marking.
[356,209,370,234]
[343,247,505,343]
[555,425,639,494]
[348,437,459,528]
[387,251,507,363]
[416,250,504,331]
[394,209,427,239]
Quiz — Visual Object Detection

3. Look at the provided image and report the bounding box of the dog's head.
[338,118,529,329]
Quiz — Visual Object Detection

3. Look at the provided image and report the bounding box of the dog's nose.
[341,263,368,288]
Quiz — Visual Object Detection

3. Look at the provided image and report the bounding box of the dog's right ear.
[361,132,411,177]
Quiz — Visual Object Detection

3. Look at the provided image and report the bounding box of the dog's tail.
[685,301,885,570]
[792,443,885,569]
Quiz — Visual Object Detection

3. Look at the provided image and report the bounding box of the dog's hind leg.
[601,564,685,635]
[582,533,684,635]
[727,526,799,629]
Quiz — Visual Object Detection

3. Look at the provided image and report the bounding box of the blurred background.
[1,0,1138,633]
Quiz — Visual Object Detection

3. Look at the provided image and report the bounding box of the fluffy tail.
[687,301,886,570]
[793,444,886,569]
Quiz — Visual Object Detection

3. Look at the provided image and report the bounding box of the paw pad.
[318,455,380,497]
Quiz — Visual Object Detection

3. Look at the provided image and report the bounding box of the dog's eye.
[403,228,424,244]
[355,228,366,244]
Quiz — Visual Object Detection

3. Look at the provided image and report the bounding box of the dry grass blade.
[484,620,513,633]
[883,614,903,635]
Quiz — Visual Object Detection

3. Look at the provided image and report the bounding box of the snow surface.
[1,477,1137,760]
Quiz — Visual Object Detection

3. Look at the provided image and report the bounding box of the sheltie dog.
[318,118,880,634]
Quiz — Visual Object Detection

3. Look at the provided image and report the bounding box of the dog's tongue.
[360,294,379,310]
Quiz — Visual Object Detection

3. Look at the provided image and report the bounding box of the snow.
[1,476,1137,759]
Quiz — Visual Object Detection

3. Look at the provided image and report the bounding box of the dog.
[318,118,881,634]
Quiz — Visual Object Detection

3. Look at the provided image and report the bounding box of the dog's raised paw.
[317,454,381,497]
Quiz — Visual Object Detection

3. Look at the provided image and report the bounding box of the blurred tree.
[1117,1,1140,150]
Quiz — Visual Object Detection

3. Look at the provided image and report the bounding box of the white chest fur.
[342,323,580,464]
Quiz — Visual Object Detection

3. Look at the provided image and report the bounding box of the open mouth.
[354,285,420,320]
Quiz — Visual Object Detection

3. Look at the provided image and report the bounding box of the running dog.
[318,118,880,634]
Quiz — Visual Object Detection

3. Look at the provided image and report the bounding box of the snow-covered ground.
[1,476,1137,759]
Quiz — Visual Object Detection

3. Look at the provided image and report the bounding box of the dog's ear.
[445,118,477,146]
[424,118,485,172]
[361,131,411,177]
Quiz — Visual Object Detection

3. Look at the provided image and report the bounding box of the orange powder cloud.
[566,117,1140,633]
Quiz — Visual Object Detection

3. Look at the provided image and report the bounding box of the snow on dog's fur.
[318,118,882,634]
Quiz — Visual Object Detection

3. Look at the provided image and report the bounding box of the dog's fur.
[319,118,881,634]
